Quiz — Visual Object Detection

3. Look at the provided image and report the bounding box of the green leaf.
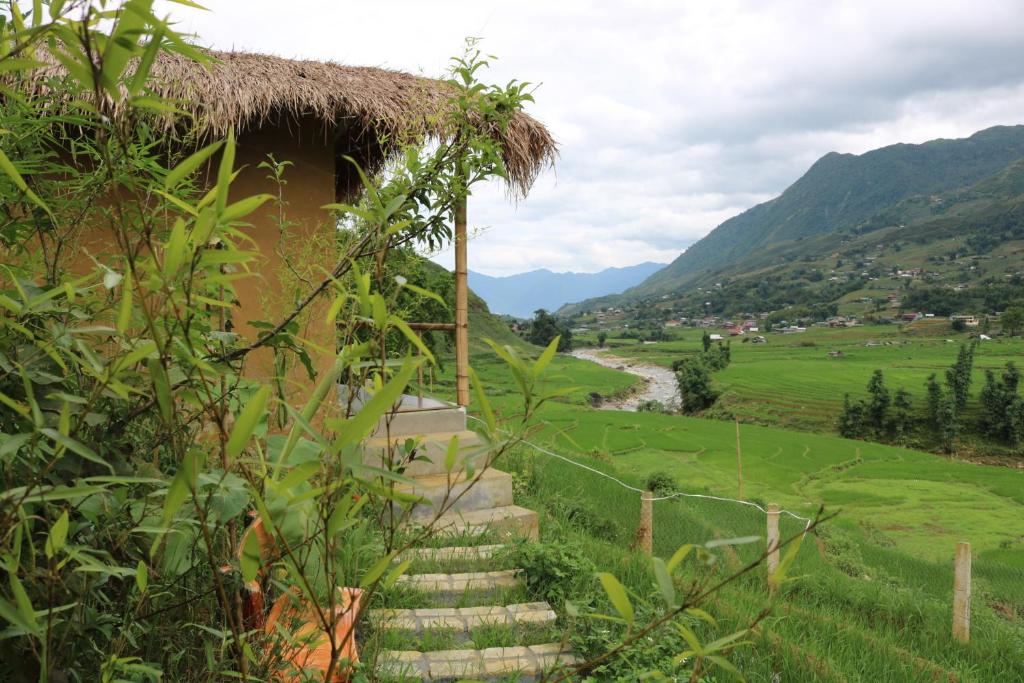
[0,147,52,219]
[532,336,560,378]
[597,572,633,626]
[332,357,419,451]
[469,367,495,434]
[651,557,675,608]
[240,527,261,583]
[163,217,187,279]
[666,544,693,574]
[226,385,270,459]
[116,267,133,332]
[40,428,112,473]
[146,358,173,424]
[220,194,273,223]
[8,573,37,633]
[359,552,397,588]
[44,510,69,559]
[276,461,319,492]
[444,435,459,472]
[704,535,760,549]
[384,558,412,588]
[135,560,148,593]
[215,129,235,215]
[159,448,205,529]
[770,531,805,587]
[165,140,224,189]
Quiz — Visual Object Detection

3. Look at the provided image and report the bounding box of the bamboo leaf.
[163,218,187,279]
[666,544,693,574]
[444,434,458,472]
[651,557,675,608]
[0,147,52,219]
[226,385,270,459]
[146,358,173,424]
[164,140,223,189]
[240,528,261,582]
[597,572,633,626]
[116,267,133,333]
[383,558,412,588]
[359,552,396,588]
[135,560,148,593]
[44,510,69,559]
[333,357,419,451]
[8,573,37,632]
[215,129,235,215]
[532,336,560,378]
[220,194,273,223]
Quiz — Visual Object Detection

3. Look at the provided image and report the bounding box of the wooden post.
[953,541,971,643]
[766,504,780,591]
[635,490,653,555]
[454,193,469,407]
[735,419,744,500]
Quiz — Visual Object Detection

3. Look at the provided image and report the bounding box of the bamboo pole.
[766,503,780,592]
[454,193,469,407]
[635,490,654,555]
[735,419,744,500]
[953,541,971,643]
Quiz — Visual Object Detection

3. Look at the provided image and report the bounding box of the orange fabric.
[264,587,362,682]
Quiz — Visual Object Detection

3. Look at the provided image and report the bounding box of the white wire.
[467,414,813,527]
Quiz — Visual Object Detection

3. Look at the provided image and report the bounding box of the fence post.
[766,504,780,591]
[635,490,653,556]
[953,541,971,643]
[735,419,744,500]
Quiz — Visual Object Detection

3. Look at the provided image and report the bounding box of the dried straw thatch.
[20,49,557,199]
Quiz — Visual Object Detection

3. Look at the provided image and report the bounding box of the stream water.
[569,348,678,411]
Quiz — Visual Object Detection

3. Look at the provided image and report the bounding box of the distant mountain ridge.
[469,262,665,318]
[562,124,1024,314]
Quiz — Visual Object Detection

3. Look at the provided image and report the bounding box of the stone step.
[370,602,556,633]
[370,405,467,438]
[396,570,522,598]
[432,505,539,541]
[363,430,491,477]
[398,469,514,522]
[399,544,506,564]
[379,643,577,682]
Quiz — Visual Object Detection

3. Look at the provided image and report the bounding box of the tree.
[527,308,572,351]
[945,342,975,412]
[701,331,712,352]
[1002,304,1024,336]
[676,358,718,413]
[838,394,866,438]
[597,331,607,347]
[866,369,891,434]
[889,387,915,442]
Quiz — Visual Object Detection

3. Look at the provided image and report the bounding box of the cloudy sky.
[160,0,1024,276]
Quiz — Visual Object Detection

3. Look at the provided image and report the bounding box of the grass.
[411,330,1024,679]
[581,323,1024,435]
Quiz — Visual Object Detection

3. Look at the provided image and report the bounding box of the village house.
[32,49,555,408]
[950,314,980,327]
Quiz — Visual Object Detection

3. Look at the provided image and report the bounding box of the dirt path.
[570,348,678,411]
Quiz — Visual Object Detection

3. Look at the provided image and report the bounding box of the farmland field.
[578,323,1024,434]
[429,344,1024,680]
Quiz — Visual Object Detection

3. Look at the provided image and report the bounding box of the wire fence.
[470,415,1024,641]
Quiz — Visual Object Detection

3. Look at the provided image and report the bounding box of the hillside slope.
[469,262,664,318]
[562,125,1024,315]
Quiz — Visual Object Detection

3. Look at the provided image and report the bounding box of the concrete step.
[398,469,514,522]
[378,643,577,682]
[396,570,522,599]
[399,544,506,564]
[370,405,467,438]
[431,505,539,541]
[362,430,491,477]
[370,602,556,633]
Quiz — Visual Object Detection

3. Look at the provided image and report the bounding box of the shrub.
[644,471,678,497]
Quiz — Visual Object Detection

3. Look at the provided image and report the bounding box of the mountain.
[561,125,1024,315]
[468,262,666,318]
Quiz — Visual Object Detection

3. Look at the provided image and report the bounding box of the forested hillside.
[563,125,1024,317]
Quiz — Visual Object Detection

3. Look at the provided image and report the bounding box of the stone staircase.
[361,397,576,682]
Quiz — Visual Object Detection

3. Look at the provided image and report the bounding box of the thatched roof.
[20,49,557,199]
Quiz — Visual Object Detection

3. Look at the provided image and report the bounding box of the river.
[570,348,678,411]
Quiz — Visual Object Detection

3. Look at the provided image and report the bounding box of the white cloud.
[159,0,1024,276]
